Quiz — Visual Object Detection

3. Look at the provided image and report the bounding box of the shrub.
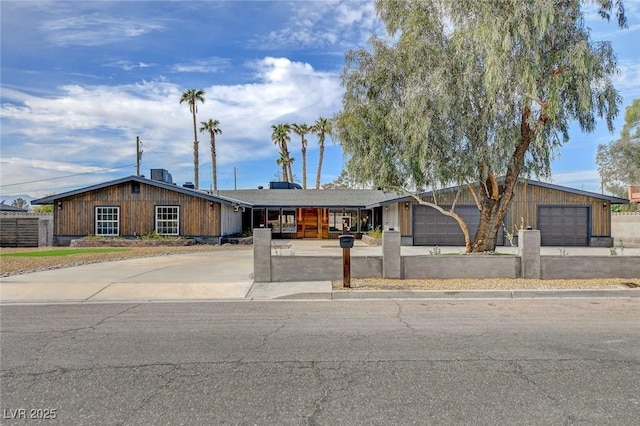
[368,226,382,239]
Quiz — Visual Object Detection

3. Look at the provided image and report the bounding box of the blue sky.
[1,0,639,202]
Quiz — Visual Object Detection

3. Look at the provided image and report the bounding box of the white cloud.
[0,158,128,201]
[615,59,640,99]
[0,57,343,198]
[171,57,232,73]
[41,14,166,47]
[548,169,602,193]
[256,0,382,50]
[106,61,155,71]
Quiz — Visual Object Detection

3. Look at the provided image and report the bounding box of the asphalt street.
[1,298,639,425]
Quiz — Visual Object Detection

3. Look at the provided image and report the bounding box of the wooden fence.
[0,217,39,247]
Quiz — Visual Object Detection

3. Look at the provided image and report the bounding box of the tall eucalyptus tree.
[597,98,640,204]
[180,89,205,189]
[336,0,626,252]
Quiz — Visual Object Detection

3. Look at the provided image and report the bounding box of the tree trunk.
[471,198,505,252]
[211,134,217,191]
[316,144,324,189]
[192,110,199,189]
[288,161,294,183]
[470,106,535,252]
[302,145,307,189]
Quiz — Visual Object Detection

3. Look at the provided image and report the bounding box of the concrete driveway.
[0,250,256,303]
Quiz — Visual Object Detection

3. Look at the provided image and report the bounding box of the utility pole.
[234,166,237,190]
[136,136,143,176]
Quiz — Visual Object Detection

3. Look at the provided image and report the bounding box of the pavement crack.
[122,266,172,280]
[38,304,142,352]
[304,361,330,426]
[132,364,180,411]
[395,300,413,330]
[255,322,287,351]
[509,360,561,405]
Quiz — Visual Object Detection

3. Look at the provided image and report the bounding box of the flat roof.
[216,189,402,208]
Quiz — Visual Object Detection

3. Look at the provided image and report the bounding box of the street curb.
[330,288,640,300]
[270,292,332,300]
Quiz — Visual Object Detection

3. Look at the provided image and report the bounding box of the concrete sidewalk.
[1,279,638,304]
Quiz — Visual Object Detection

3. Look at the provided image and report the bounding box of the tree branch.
[399,187,472,251]
[466,181,482,210]
[488,172,499,201]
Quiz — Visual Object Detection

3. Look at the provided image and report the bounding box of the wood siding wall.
[220,204,243,236]
[54,182,221,237]
[398,182,612,237]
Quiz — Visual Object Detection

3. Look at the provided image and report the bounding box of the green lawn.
[1,248,131,257]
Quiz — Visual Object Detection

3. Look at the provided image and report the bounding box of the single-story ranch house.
[31,169,629,247]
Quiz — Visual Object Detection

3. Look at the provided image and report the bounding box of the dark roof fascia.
[367,195,414,208]
[407,178,629,205]
[519,179,629,204]
[30,176,253,208]
[251,203,375,209]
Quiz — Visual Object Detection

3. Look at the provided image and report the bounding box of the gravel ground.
[0,245,251,277]
[332,278,640,290]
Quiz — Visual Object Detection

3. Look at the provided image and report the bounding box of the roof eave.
[30,175,253,207]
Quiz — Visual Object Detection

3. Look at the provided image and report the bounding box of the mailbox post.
[338,234,355,288]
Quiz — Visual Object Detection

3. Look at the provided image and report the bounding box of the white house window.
[329,208,343,232]
[156,206,179,235]
[281,209,296,233]
[96,207,120,236]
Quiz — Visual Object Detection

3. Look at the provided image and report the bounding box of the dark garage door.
[413,205,503,246]
[537,206,589,246]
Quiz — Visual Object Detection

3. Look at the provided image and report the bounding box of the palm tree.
[312,117,332,189]
[271,123,293,182]
[291,123,311,189]
[180,89,205,189]
[199,119,222,191]
[276,151,289,181]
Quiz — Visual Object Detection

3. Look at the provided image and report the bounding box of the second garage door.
[537,206,589,246]
[413,205,504,246]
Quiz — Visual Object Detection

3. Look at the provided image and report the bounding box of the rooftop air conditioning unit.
[150,169,172,184]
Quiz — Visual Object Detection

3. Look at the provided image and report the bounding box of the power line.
[0,164,135,188]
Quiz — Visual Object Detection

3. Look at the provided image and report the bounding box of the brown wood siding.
[54,182,220,237]
[400,203,411,236]
[417,182,611,238]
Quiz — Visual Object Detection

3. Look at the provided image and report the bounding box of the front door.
[301,208,319,238]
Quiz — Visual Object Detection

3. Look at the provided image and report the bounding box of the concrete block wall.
[253,228,272,282]
[253,228,639,282]
[612,213,640,247]
[271,256,382,282]
[541,256,640,279]
[383,231,401,279]
[403,256,520,279]
[518,230,541,279]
